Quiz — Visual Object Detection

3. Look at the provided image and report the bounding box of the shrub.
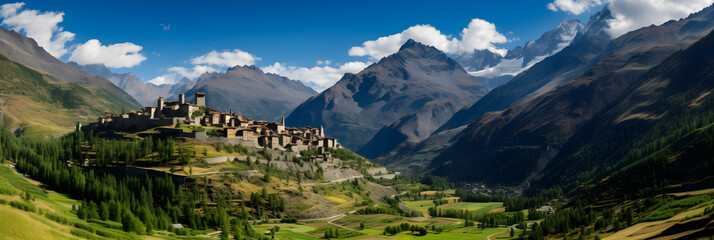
[70,229,102,240]
[0,187,16,196]
[9,200,35,212]
[44,212,70,225]
[73,221,96,233]
[280,217,298,223]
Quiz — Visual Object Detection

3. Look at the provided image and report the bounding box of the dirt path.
[486,229,508,240]
[326,210,357,230]
[7,163,43,186]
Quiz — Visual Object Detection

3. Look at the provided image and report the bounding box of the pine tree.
[100,203,109,220]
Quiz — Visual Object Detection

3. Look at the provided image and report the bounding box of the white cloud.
[149,49,259,85]
[0,2,75,58]
[263,61,370,91]
[148,65,217,85]
[316,60,331,65]
[169,65,217,79]
[459,19,509,55]
[190,49,260,68]
[348,19,508,60]
[160,23,170,31]
[547,0,603,15]
[605,0,714,38]
[68,39,146,68]
[546,0,714,38]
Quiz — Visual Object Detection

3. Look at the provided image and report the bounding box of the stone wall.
[366,167,389,175]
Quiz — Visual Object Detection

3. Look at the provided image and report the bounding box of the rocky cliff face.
[287,39,489,152]
[184,65,316,122]
[506,19,584,67]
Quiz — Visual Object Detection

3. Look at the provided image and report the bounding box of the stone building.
[87,92,342,151]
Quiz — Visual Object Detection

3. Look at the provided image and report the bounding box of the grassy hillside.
[0,164,138,240]
[0,54,136,137]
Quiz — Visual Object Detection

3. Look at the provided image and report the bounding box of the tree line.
[1,128,269,239]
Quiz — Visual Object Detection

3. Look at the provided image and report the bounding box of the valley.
[3,1,714,239]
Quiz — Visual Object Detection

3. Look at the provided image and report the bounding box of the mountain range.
[184,65,317,122]
[287,39,489,152]
[372,8,612,171]
[452,19,584,89]
[71,61,317,123]
[69,62,194,106]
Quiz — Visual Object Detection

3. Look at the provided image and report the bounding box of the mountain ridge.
[184,64,317,122]
[0,27,140,110]
[68,62,194,106]
[287,39,488,152]
[429,4,714,185]
[452,19,584,89]
[373,9,611,170]
[0,27,142,136]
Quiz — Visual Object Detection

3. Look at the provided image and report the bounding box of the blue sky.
[6,0,710,90]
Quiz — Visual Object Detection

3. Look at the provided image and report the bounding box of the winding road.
[246,210,355,224]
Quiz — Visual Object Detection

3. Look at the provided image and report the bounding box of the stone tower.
[319,125,325,138]
[281,116,285,126]
[179,93,185,104]
[195,92,205,106]
[158,97,164,113]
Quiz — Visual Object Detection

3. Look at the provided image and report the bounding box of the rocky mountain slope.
[184,65,316,122]
[360,19,585,159]
[287,40,489,152]
[437,9,611,134]
[374,10,608,170]
[69,62,193,106]
[429,5,714,185]
[536,19,714,192]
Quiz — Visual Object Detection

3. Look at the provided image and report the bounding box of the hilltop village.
[85,92,341,151]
